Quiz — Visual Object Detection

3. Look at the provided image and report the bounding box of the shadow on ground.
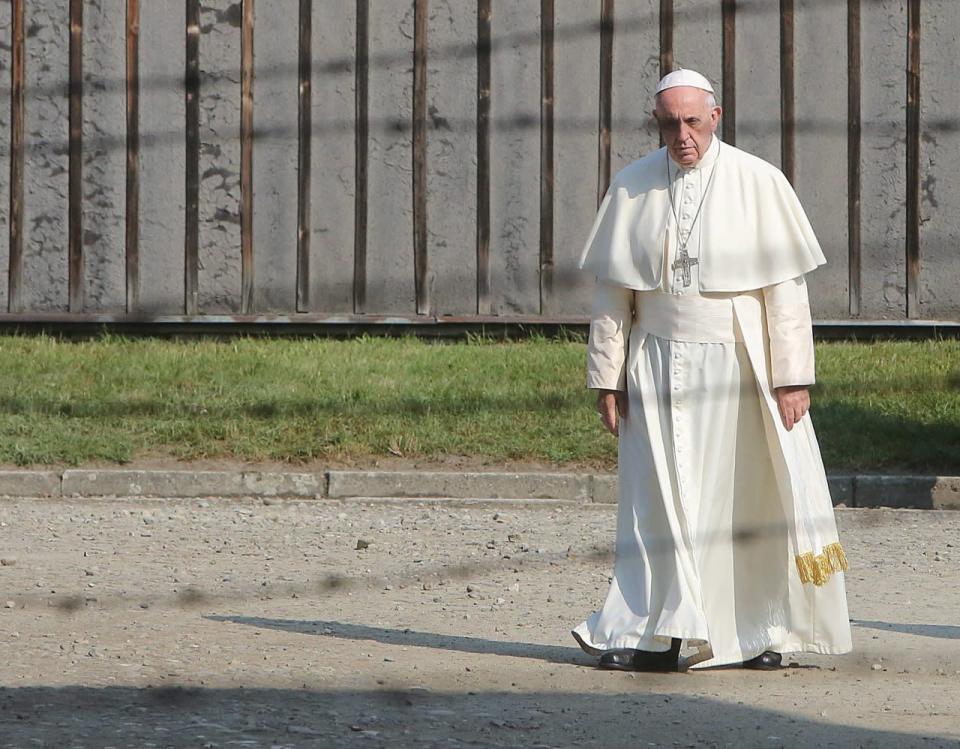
[0,684,951,749]
[853,619,960,640]
[207,614,592,666]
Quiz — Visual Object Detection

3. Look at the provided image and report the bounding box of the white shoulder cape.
[578,142,826,291]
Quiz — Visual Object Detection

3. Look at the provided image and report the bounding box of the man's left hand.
[775,385,810,431]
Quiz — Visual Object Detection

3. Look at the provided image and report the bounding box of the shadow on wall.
[0,682,950,748]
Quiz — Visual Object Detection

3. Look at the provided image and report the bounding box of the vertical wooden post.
[354,0,369,314]
[240,0,255,314]
[8,0,25,313]
[540,0,555,311]
[659,0,673,79]
[847,0,861,317]
[185,0,200,315]
[722,0,736,145]
[905,0,921,318]
[126,0,140,314]
[297,0,312,312]
[598,0,614,204]
[476,0,491,315]
[780,0,795,183]
[413,0,429,315]
[69,0,84,311]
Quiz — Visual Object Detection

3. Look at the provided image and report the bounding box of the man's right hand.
[596,389,628,437]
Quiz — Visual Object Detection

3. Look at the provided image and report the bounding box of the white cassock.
[572,136,853,668]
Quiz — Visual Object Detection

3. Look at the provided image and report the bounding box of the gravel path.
[1,498,958,748]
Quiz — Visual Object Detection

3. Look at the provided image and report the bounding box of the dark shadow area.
[0,684,950,748]
[853,620,960,641]
[206,615,593,667]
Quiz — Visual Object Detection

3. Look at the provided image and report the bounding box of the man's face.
[652,87,722,168]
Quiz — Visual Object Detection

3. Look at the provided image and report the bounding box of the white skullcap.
[655,68,715,95]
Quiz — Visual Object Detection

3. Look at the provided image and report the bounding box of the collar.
[668,135,721,176]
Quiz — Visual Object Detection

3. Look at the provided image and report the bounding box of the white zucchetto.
[655,68,715,95]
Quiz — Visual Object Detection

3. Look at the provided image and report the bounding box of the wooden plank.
[83,0,127,313]
[308,0,355,313]
[184,0,200,314]
[539,0,554,312]
[847,0,861,317]
[0,0,16,312]
[354,0,369,314]
[197,0,242,314]
[413,0,429,315]
[476,0,491,314]
[859,0,907,319]
[780,0,795,183]
[22,0,70,311]
[240,0,254,313]
[597,0,613,201]
[252,0,299,312]
[68,0,83,312]
[549,0,599,317]
[7,0,24,312]
[126,0,140,313]
[425,0,476,315]
[364,0,415,314]
[918,0,960,320]
[297,0,311,312]
[611,0,659,175]
[905,0,921,318]
[795,0,849,319]
[489,0,541,315]
[138,0,185,313]
[721,0,735,145]
[660,0,674,77]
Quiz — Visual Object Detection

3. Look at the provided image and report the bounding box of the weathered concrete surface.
[22,0,70,312]
[734,0,780,167]
[918,0,960,320]
[425,0,477,316]
[327,470,592,502]
[0,499,958,748]
[309,0,356,313]
[251,0,299,313]
[860,1,907,320]
[81,0,127,313]
[197,0,243,314]
[673,0,723,120]
[61,470,245,499]
[364,1,416,315]
[795,0,849,319]
[0,1,11,311]
[0,471,60,497]
[138,1,186,314]
[240,471,325,499]
[489,0,541,315]
[610,0,659,175]
[546,1,599,318]
[856,476,960,510]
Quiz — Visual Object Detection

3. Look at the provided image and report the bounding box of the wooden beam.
[69,0,84,311]
[297,0,312,312]
[413,0,429,315]
[476,0,491,314]
[905,0,921,318]
[240,0,255,313]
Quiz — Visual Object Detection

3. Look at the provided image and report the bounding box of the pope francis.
[571,69,853,672]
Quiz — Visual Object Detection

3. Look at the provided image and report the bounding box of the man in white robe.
[572,69,853,671]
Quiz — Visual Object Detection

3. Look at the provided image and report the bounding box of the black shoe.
[598,638,683,672]
[742,651,782,670]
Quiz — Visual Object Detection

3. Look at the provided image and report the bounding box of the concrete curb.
[0,469,958,508]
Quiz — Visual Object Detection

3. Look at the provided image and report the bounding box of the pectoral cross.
[671,248,699,288]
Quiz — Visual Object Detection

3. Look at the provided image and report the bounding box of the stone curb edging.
[0,469,957,509]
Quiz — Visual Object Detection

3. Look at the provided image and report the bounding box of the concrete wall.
[0,0,956,323]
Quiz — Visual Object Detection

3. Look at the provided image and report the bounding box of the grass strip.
[0,335,955,473]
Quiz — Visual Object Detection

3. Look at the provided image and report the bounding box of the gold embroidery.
[796,542,849,586]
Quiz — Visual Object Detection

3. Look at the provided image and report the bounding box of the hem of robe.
[571,625,851,669]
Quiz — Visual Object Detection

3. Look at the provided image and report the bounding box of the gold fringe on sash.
[795,542,849,586]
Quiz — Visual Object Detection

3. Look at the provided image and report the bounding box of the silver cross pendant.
[671,248,700,288]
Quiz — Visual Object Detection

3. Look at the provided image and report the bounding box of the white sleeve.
[762,276,815,388]
[586,281,634,391]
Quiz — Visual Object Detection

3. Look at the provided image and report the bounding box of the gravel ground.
[0,497,958,748]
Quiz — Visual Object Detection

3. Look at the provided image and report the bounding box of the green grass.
[0,335,956,473]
